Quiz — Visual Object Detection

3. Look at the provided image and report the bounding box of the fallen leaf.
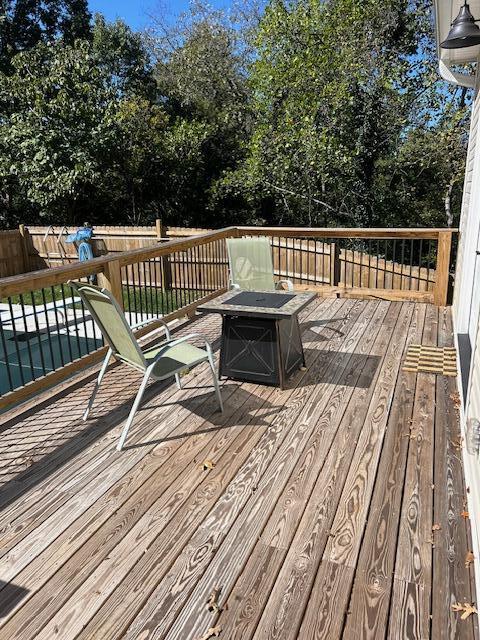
[197,625,222,640]
[432,524,441,531]
[206,588,222,614]
[202,460,216,471]
[450,391,461,409]
[465,551,475,568]
[452,602,478,620]
[451,438,463,451]
[461,510,470,520]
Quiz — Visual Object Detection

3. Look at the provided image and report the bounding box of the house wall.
[452,71,480,601]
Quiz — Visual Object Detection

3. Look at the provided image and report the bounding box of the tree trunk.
[445,179,454,228]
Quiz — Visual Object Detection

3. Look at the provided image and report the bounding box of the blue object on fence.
[78,241,94,262]
[66,227,93,244]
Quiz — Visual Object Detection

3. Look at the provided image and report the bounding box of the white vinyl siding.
[453,92,480,323]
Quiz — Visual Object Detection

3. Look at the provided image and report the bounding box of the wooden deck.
[0,297,477,639]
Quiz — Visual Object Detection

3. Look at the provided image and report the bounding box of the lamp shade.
[441,2,480,49]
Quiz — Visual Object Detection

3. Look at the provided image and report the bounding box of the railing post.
[18,224,30,273]
[434,230,453,306]
[330,242,341,286]
[98,259,124,309]
[156,218,172,292]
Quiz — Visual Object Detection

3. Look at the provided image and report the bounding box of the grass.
[4,283,203,318]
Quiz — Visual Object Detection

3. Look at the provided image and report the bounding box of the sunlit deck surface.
[0,297,478,640]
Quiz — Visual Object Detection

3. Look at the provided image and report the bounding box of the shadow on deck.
[0,297,477,639]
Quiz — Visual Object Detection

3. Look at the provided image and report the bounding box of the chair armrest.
[276,279,294,292]
[130,317,171,340]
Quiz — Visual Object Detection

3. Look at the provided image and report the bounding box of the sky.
[88,0,232,31]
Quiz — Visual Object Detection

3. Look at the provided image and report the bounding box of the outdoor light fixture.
[441,2,480,49]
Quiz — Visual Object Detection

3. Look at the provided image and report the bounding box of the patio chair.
[69,281,223,451]
[226,236,294,291]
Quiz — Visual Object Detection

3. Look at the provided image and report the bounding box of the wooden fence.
[0,227,29,278]
[2,222,444,295]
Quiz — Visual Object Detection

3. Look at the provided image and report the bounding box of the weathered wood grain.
[342,303,426,639]
[9,299,352,639]
[255,303,414,640]
[387,304,438,639]
[431,307,477,640]
[0,300,474,640]
[81,301,366,640]
[216,302,396,640]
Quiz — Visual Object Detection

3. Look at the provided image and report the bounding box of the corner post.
[18,224,30,273]
[434,231,453,306]
[98,259,124,309]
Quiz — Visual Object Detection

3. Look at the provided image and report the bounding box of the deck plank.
[387,304,438,640]
[431,307,478,640]
[342,303,426,639]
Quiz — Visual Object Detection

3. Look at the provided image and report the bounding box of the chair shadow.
[0,581,29,618]
[0,316,223,511]
[125,385,280,449]
[297,349,381,388]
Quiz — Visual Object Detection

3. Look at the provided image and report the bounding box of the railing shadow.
[296,349,381,389]
[0,581,29,618]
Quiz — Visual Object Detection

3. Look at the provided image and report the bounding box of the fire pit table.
[197,290,316,388]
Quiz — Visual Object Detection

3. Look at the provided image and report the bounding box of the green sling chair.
[226,236,294,291]
[69,281,223,451]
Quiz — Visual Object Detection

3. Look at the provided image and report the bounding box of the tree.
[0,40,118,223]
[148,0,253,225]
[92,14,156,99]
[221,0,465,228]
[0,0,92,73]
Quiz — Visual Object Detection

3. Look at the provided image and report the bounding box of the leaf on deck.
[465,551,475,568]
[452,602,478,620]
[432,523,441,531]
[450,391,461,410]
[461,510,470,520]
[202,459,216,471]
[197,625,222,640]
[206,587,222,613]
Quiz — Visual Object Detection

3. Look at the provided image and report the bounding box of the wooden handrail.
[237,227,458,240]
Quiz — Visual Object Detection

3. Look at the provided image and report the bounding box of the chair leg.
[83,348,112,421]
[208,356,223,413]
[117,370,150,451]
[175,373,182,390]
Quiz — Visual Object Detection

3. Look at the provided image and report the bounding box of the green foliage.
[0,0,92,73]
[0,40,118,220]
[0,0,471,230]
[220,0,466,228]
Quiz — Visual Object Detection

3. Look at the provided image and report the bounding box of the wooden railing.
[0,226,455,410]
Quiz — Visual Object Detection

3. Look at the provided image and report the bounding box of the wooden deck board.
[0,300,476,640]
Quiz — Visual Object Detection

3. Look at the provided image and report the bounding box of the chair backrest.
[226,237,276,291]
[69,281,146,370]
